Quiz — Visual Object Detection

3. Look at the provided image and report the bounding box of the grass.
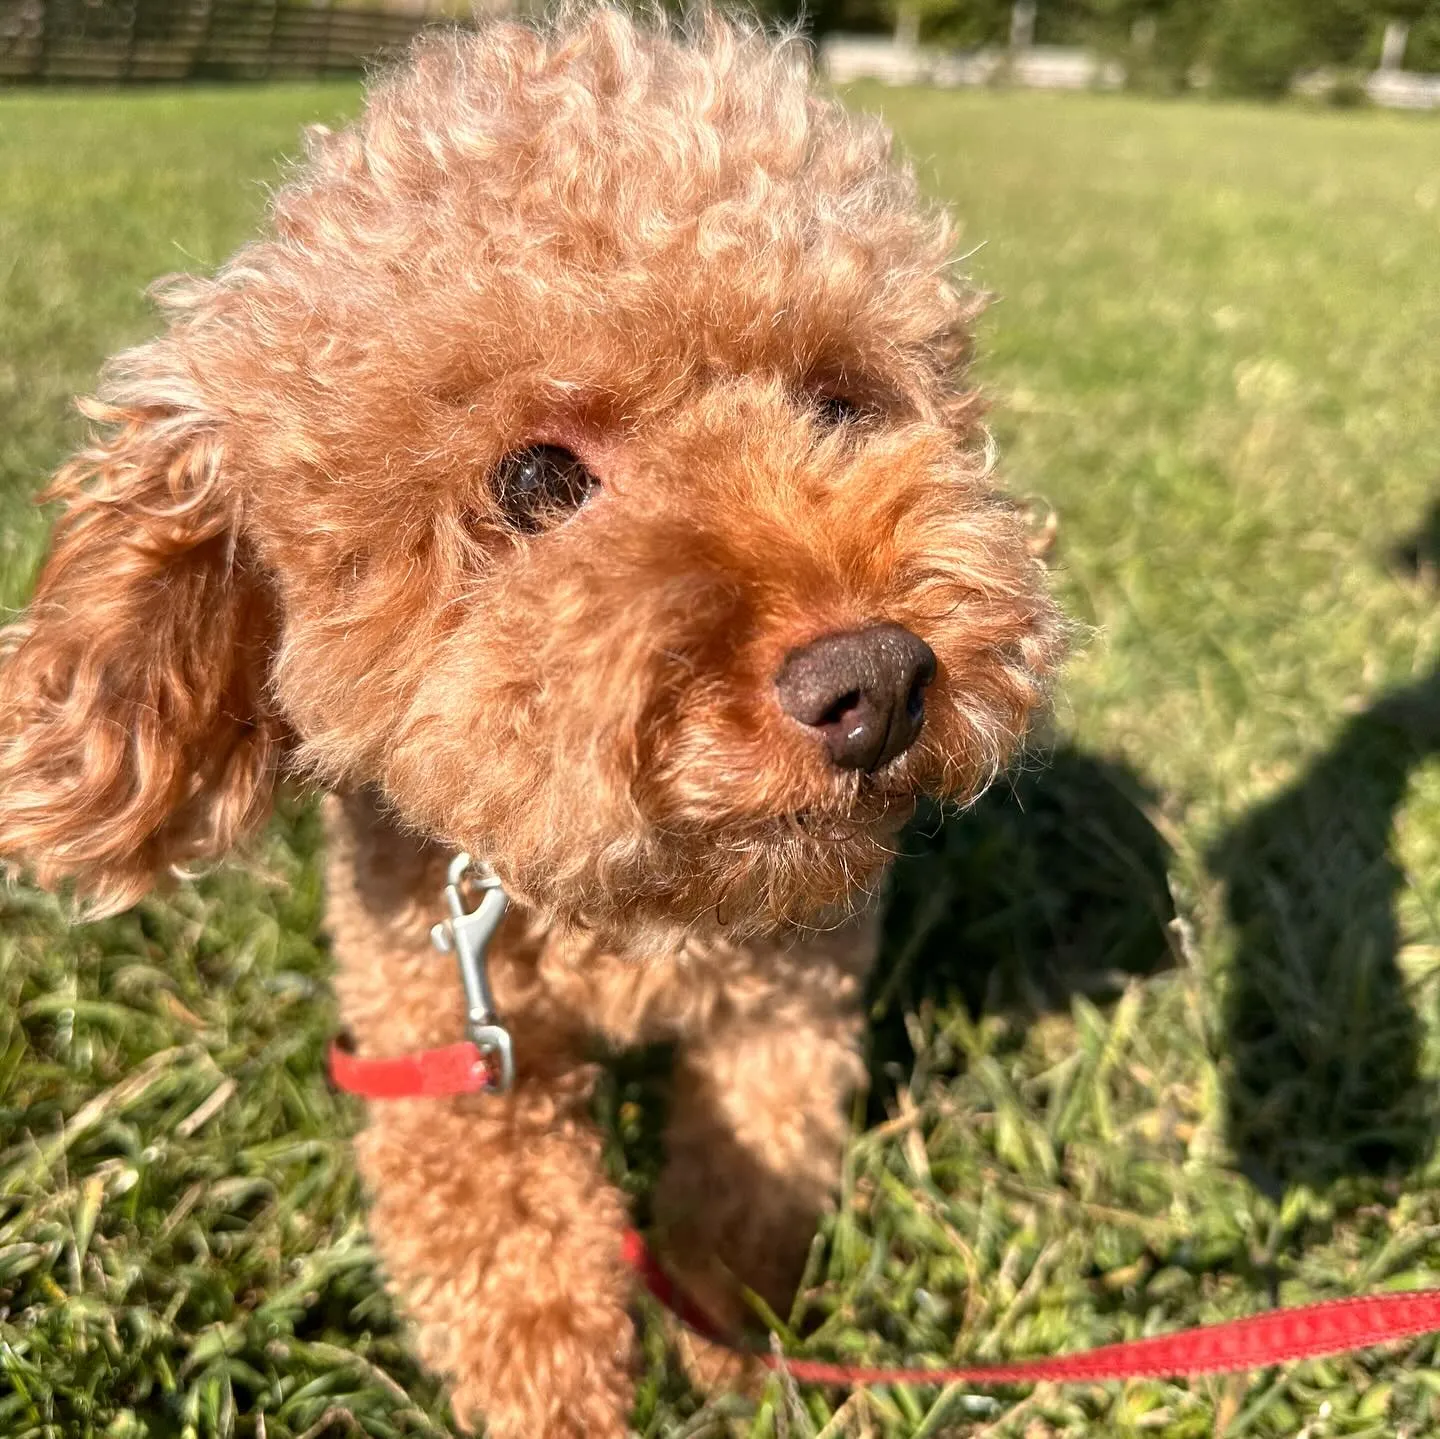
[3,79,1440,1439]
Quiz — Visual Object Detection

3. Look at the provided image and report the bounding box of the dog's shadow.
[868,744,1178,1102]
[1209,517,1440,1196]
[1388,496,1440,586]
[1211,677,1440,1197]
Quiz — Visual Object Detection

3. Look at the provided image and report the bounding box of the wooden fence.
[0,0,452,82]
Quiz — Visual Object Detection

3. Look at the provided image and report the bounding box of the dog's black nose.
[775,624,937,772]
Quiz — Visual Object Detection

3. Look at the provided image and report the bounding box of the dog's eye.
[492,445,598,533]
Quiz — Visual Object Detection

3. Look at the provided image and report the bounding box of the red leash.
[625,1222,1440,1383]
[331,1037,1440,1388]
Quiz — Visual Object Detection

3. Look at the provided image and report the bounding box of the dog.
[0,9,1064,1435]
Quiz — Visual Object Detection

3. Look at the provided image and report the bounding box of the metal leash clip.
[430,852,514,1093]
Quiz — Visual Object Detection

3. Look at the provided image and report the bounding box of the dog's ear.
[0,362,282,915]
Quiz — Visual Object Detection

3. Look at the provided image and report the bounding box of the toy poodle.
[0,8,1064,1436]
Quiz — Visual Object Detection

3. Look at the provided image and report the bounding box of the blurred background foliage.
[7,0,1440,95]
[793,0,1440,93]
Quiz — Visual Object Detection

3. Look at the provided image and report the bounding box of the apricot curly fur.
[0,8,1065,1435]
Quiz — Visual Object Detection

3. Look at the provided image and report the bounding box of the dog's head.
[0,10,1064,938]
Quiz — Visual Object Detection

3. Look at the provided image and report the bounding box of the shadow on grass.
[1207,510,1440,1197]
[1212,671,1440,1198]
[1388,496,1440,584]
[868,744,1179,1102]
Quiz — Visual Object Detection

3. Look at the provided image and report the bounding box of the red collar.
[329,1034,500,1099]
[329,852,514,1101]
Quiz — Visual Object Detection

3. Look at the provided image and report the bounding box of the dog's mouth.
[786,785,918,842]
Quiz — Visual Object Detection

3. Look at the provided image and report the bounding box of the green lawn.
[3,81,1440,1439]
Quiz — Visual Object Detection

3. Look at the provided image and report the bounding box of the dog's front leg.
[653,931,872,1349]
[354,1076,635,1439]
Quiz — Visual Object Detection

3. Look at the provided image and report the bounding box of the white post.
[893,6,919,51]
[1010,0,1036,51]
[1381,20,1410,72]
